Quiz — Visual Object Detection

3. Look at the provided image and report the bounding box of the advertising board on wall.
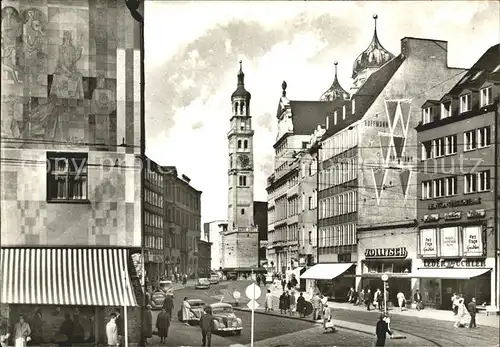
[420,228,437,257]
[440,227,459,257]
[462,226,483,257]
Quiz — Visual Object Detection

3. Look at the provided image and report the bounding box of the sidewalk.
[265,284,499,328]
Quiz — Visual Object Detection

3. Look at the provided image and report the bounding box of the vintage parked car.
[150,290,169,310]
[177,299,206,323]
[195,278,210,289]
[209,303,242,335]
[209,274,220,284]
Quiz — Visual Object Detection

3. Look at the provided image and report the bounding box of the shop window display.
[421,278,441,307]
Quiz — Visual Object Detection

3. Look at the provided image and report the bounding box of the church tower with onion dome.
[320,62,350,101]
[350,14,395,95]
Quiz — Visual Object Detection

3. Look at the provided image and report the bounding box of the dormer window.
[422,107,433,124]
[480,86,492,107]
[441,101,451,119]
[342,105,346,120]
[351,99,356,114]
[326,116,330,129]
[459,94,471,113]
[334,111,338,125]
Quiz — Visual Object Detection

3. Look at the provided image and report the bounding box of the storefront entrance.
[440,272,491,309]
[361,277,411,307]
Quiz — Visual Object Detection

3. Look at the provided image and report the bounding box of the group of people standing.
[451,293,478,329]
[347,287,388,311]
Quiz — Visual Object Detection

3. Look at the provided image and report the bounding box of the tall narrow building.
[223,61,260,274]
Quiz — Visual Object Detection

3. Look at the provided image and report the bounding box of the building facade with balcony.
[164,166,202,279]
[0,0,143,343]
[416,44,499,311]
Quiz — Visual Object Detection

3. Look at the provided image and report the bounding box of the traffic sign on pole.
[245,283,261,300]
[247,299,259,310]
[381,274,389,282]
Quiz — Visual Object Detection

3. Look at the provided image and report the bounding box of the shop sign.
[422,214,439,223]
[423,258,486,268]
[463,226,484,257]
[365,247,408,259]
[428,197,481,210]
[420,229,437,257]
[467,209,486,219]
[442,211,461,221]
[440,227,459,257]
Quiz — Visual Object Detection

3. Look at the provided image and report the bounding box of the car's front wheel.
[235,330,241,335]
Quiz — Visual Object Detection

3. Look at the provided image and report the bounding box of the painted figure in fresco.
[50,31,84,99]
[1,6,22,84]
[22,9,46,84]
[91,75,115,144]
[1,96,24,140]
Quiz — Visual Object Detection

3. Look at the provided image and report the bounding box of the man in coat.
[297,292,306,318]
[143,306,153,344]
[199,307,215,347]
[413,290,423,311]
[375,314,392,347]
[163,293,174,317]
[467,297,477,328]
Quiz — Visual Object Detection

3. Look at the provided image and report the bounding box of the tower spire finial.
[334,61,338,80]
[282,80,287,97]
[239,60,243,72]
[373,14,378,33]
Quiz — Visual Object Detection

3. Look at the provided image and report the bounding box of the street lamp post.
[381,273,389,316]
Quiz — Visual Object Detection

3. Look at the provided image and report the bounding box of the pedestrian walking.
[13,315,31,347]
[285,291,291,313]
[413,290,423,311]
[105,313,119,347]
[265,290,273,312]
[281,279,286,292]
[467,297,477,328]
[375,314,392,346]
[289,290,297,316]
[256,276,261,286]
[375,289,383,311]
[182,274,188,287]
[162,293,174,317]
[396,292,406,312]
[365,289,373,311]
[312,293,322,321]
[182,297,193,325]
[451,293,459,314]
[155,309,170,344]
[59,314,74,346]
[199,307,215,347]
[143,306,153,344]
[347,287,354,303]
[322,303,335,333]
[358,289,365,306]
[297,292,306,318]
[279,292,287,314]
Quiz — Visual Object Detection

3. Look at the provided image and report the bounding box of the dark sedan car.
[209,303,242,334]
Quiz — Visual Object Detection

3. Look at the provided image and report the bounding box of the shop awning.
[301,263,354,280]
[412,268,491,279]
[0,248,138,306]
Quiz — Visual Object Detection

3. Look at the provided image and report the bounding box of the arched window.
[241,208,245,215]
[235,101,239,114]
[240,101,244,114]
[243,140,248,149]
[237,140,242,149]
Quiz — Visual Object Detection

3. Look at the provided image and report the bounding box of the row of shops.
[293,222,496,310]
[0,247,144,346]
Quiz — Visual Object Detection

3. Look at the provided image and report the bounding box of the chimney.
[400,37,448,65]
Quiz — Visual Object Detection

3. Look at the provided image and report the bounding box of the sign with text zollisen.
[365,247,408,259]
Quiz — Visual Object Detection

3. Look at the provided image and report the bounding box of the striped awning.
[1,248,138,306]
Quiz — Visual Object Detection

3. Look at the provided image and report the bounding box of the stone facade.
[197,239,212,278]
[222,229,259,268]
[1,0,142,247]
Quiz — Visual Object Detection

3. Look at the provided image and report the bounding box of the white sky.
[144,1,499,225]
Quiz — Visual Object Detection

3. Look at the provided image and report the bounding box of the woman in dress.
[181,297,192,326]
[455,298,471,328]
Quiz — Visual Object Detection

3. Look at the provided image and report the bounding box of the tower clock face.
[238,154,250,168]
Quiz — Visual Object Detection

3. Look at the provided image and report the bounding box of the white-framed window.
[478,170,491,191]
[334,111,338,125]
[445,176,457,196]
[433,178,445,198]
[441,101,451,119]
[445,134,457,155]
[459,94,471,113]
[464,130,477,151]
[342,105,346,120]
[422,107,432,124]
[477,126,491,148]
[422,181,432,199]
[464,173,477,194]
[480,86,492,107]
[433,137,445,158]
[352,98,356,114]
[421,141,433,160]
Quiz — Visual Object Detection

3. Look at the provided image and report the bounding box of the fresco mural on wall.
[1,3,117,149]
[368,99,413,204]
